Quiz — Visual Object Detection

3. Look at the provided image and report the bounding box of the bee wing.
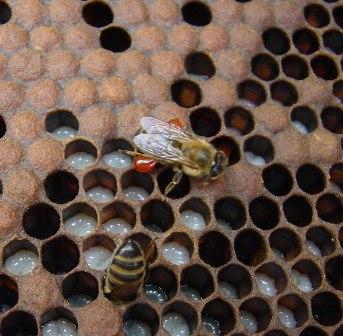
[140,116,195,142]
[133,133,196,168]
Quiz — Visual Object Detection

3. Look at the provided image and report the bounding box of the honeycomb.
[0,0,342,335]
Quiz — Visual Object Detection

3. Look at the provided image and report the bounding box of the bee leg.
[164,168,183,195]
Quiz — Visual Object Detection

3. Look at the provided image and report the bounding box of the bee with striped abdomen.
[103,238,154,305]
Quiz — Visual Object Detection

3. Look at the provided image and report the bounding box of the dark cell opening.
[256,263,287,295]
[316,193,343,224]
[249,196,280,230]
[185,52,215,79]
[140,199,174,233]
[23,203,60,240]
[101,201,136,228]
[100,27,131,53]
[237,80,266,106]
[0,275,18,314]
[262,28,290,55]
[157,168,190,199]
[293,28,320,55]
[311,292,342,326]
[190,107,221,137]
[102,138,133,156]
[278,294,308,328]
[321,106,343,134]
[311,55,338,80]
[0,1,11,25]
[181,1,212,26]
[329,162,343,191]
[211,136,240,166]
[270,80,298,107]
[306,226,335,257]
[0,115,5,139]
[323,30,343,55]
[82,1,113,28]
[251,53,279,81]
[281,55,309,80]
[292,259,322,290]
[283,195,313,227]
[224,106,254,136]
[300,326,328,336]
[333,6,343,29]
[171,79,202,108]
[269,228,301,261]
[325,256,343,291]
[333,80,343,103]
[199,231,231,267]
[244,135,274,165]
[291,105,318,133]
[45,110,79,135]
[214,197,246,230]
[262,164,293,196]
[83,169,117,200]
[121,170,153,197]
[65,139,98,163]
[304,4,330,28]
[296,164,326,194]
[44,170,79,204]
[1,311,37,336]
[234,229,266,266]
[264,331,288,336]
[42,236,79,274]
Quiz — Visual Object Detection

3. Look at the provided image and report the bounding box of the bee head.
[209,151,228,180]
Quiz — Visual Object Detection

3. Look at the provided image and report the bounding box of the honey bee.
[103,238,155,305]
[124,117,228,195]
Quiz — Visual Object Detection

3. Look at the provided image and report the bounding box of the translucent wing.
[140,117,196,141]
[133,133,196,168]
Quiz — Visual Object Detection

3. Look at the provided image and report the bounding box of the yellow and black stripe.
[103,239,146,303]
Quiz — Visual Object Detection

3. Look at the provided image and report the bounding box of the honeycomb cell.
[0,274,18,314]
[218,264,252,299]
[264,331,288,336]
[162,301,198,335]
[45,170,79,204]
[300,327,327,336]
[143,266,177,303]
[251,54,279,81]
[180,198,210,230]
[270,80,298,107]
[83,170,117,204]
[321,106,343,134]
[199,231,231,267]
[162,232,193,265]
[100,27,131,53]
[291,259,322,292]
[157,168,190,199]
[293,28,320,55]
[304,4,330,28]
[0,115,5,139]
[171,79,202,108]
[101,138,133,169]
[244,135,274,166]
[202,299,235,334]
[42,236,79,274]
[211,136,240,166]
[262,164,293,196]
[190,107,221,137]
[283,195,313,227]
[65,139,97,171]
[224,106,254,136]
[185,52,215,79]
[330,163,343,191]
[269,228,301,261]
[311,55,338,80]
[291,105,318,134]
[255,262,287,296]
[45,110,79,141]
[311,292,342,326]
[214,197,246,230]
[180,265,214,300]
[249,196,279,230]
[62,271,98,308]
[306,226,335,257]
[237,79,266,106]
[235,229,266,266]
[82,1,113,28]
[323,30,343,55]
[240,298,271,333]
[277,294,308,328]
[333,80,343,102]
[23,203,60,240]
[333,6,343,29]
[121,170,153,201]
[141,199,174,233]
[316,193,343,224]
[1,311,37,336]
[262,28,290,55]
[325,256,343,290]
[0,1,11,25]
[296,164,326,194]
[41,307,78,334]
[282,55,309,80]
[181,1,212,27]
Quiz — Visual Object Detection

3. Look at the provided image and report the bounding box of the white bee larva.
[64,213,96,237]
[162,242,190,265]
[103,218,132,235]
[42,318,77,336]
[202,315,221,336]
[143,284,168,303]
[86,186,114,203]
[240,310,257,333]
[255,273,277,297]
[5,250,38,276]
[180,210,205,231]
[103,151,132,169]
[123,186,149,201]
[52,126,77,141]
[84,246,112,271]
[66,152,96,170]
[123,319,152,336]
[219,281,238,299]
[291,269,313,292]
[162,312,190,336]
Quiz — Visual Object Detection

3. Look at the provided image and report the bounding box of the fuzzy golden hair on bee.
[103,238,155,305]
